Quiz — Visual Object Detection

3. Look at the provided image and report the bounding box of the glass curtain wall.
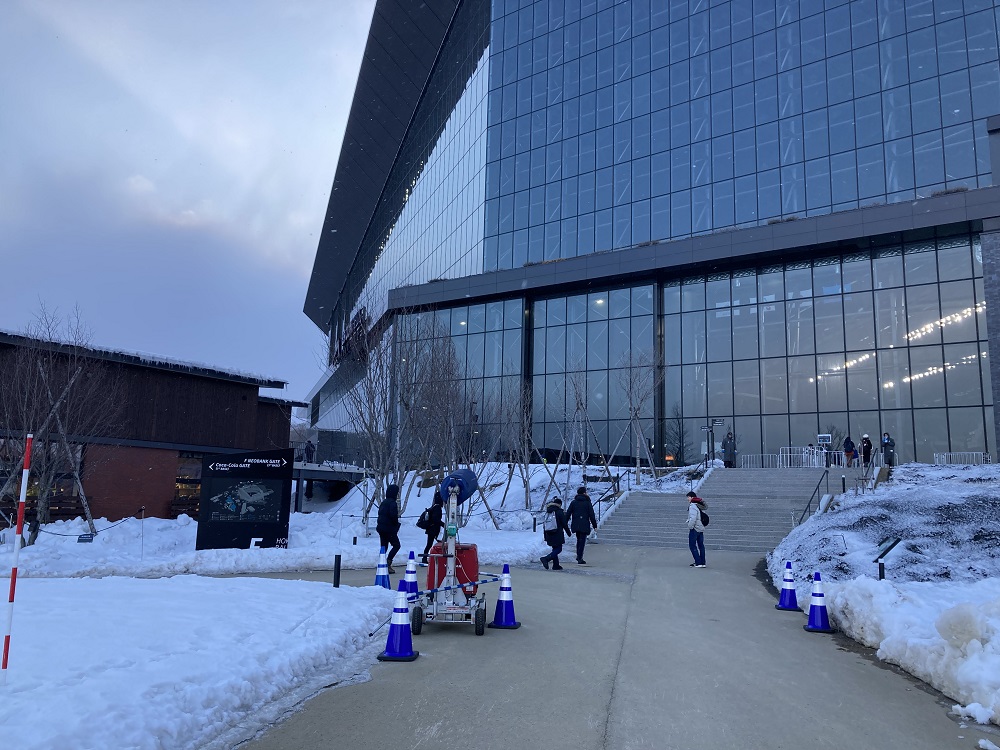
[485,0,999,272]
[663,230,991,463]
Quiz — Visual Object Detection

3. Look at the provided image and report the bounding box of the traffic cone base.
[404,551,419,600]
[775,560,803,612]
[378,581,419,661]
[489,563,521,629]
[804,571,836,633]
[374,545,391,590]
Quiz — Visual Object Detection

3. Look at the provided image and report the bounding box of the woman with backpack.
[539,496,572,570]
[417,491,444,565]
[685,491,708,568]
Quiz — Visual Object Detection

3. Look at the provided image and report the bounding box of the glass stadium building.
[306,0,1000,465]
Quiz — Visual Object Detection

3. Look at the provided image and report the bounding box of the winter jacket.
[425,502,444,536]
[566,493,598,534]
[843,438,856,459]
[376,486,401,534]
[721,435,736,463]
[881,435,896,465]
[542,500,572,546]
[861,437,873,463]
[686,497,708,533]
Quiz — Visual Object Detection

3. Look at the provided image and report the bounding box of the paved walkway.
[241,545,996,750]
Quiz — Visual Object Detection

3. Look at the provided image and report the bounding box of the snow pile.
[768,462,1000,725]
[0,576,393,750]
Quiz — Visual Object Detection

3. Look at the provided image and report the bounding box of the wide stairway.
[597,467,839,553]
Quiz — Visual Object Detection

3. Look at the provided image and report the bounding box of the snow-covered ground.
[2,460,997,748]
[769,462,1000,727]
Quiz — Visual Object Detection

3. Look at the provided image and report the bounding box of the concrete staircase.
[596,468,835,553]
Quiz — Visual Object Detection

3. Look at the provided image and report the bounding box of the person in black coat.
[376,484,402,573]
[861,434,874,468]
[565,486,598,565]
[843,436,856,467]
[539,497,572,570]
[419,491,445,565]
[881,432,896,467]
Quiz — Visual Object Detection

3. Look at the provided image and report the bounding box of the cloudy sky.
[0,0,376,403]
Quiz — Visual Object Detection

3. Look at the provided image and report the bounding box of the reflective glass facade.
[485,0,1000,270]
[313,0,1000,458]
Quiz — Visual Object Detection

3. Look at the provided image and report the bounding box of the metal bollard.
[533,517,537,533]
[842,475,846,494]
[352,536,357,545]
[333,554,341,588]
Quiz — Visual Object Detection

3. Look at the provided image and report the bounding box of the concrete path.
[240,546,996,750]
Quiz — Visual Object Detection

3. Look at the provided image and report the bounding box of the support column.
[980,222,1000,456]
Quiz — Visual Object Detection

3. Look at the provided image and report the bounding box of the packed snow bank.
[768,462,1000,725]
[0,576,393,750]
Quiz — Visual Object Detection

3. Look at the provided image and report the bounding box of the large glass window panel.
[682,277,706,312]
[785,265,813,299]
[733,359,761,415]
[878,410,913,463]
[707,308,733,361]
[467,333,485,378]
[939,280,979,343]
[609,318,631,368]
[949,407,986,453]
[789,413,820,448]
[485,331,504,377]
[909,345,946,407]
[843,256,873,292]
[874,251,904,288]
[913,408,948,463]
[762,415,790,454]
[761,358,788,414]
[813,260,842,296]
[758,268,784,302]
[944,343,985,406]
[544,374,565,421]
[875,287,908,348]
[567,294,587,324]
[663,313,681,365]
[588,320,609,369]
[545,326,565,374]
[682,364,708,417]
[609,288,631,318]
[588,370,608,421]
[788,356,818,413]
[708,361,734,416]
[938,237,973,282]
[633,285,654,315]
[589,292,609,320]
[468,304,486,334]
[814,296,845,353]
[732,415,761,457]
[706,276,731,309]
[817,354,847,412]
[878,347,912,409]
[732,305,759,360]
[847,350,879,411]
[903,242,938,285]
[566,323,587,372]
[843,292,876,351]
[546,296,567,327]
[905,285,943,345]
[532,375,545,423]
[682,311,707,363]
[502,330,521,375]
[731,272,757,306]
[819,411,848,447]
[786,299,815,355]
[759,302,786,357]
[631,316,654,361]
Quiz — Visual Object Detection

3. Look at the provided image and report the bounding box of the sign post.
[2,434,33,685]
[195,448,293,551]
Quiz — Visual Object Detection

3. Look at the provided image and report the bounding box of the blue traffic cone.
[377,580,419,662]
[404,551,419,600]
[488,564,521,629]
[374,546,391,589]
[803,571,836,633]
[775,561,803,612]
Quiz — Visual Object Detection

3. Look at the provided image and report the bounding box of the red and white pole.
[2,433,33,685]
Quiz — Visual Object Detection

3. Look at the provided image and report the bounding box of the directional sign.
[712,419,725,425]
[196,448,293,551]
[700,426,712,431]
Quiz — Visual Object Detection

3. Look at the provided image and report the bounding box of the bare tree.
[0,306,124,541]
[616,351,663,479]
[499,378,535,509]
[663,403,691,466]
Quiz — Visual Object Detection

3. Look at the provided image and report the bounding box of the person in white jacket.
[686,491,708,568]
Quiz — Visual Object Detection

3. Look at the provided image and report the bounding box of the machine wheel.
[411,606,423,636]
[474,606,486,636]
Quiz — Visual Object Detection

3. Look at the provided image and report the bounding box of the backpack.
[699,509,710,527]
[543,510,558,532]
[416,508,430,530]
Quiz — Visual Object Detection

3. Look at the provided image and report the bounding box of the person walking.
[303,440,315,464]
[539,496,572,571]
[881,432,896,467]
[376,484,402,573]
[861,434,874,469]
[419,491,444,565]
[565,486,598,565]
[721,432,737,468]
[843,435,856,467]
[686,491,708,568]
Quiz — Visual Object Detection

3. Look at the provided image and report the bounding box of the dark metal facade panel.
[387,188,1000,312]
[305,0,461,330]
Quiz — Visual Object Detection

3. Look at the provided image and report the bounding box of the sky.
[0,461,998,746]
[0,0,377,402]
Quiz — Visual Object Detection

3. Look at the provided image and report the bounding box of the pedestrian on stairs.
[566,486,598,564]
[721,432,736,468]
[539,496,572,570]
[686,491,708,568]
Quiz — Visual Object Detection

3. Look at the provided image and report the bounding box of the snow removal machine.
[410,468,497,636]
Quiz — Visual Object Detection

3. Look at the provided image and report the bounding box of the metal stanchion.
[333,554,342,588]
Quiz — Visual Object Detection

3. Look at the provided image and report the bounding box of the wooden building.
[0,332,305,521]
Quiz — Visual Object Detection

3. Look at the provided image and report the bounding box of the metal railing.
[740,454,780,469]
[933,452,992,465]
[797,469,830,524]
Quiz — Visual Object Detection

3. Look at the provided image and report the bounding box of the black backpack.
[699,509,710,527]
[416,508,430,529]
